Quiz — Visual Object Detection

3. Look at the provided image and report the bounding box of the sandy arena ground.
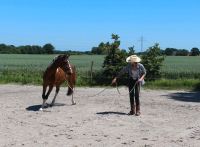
[0,84,200,147]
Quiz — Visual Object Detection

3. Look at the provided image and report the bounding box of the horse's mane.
[46,54,70,70]
[45,56,57,70]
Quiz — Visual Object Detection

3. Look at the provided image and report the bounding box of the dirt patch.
[0,84,200,147]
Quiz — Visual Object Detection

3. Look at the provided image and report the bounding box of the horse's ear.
[64,54,70,59]
[57,55,63,58]
[60,54,69,61]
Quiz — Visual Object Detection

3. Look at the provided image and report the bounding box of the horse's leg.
[71,70,76,105]
[67,82,73,96]
[50,86,60,107]
[40,84,47,111]
[67,82,76,105]
[42,84,47,100]
[71,92,76,105]
[40,85,53,111]
[67,73,76,105]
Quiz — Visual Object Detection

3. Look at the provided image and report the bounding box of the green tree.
[190,47,200,56]
[43,43,55,54]
[102,34,126,77]
[141,43,165,80]
[164,48,177,56]
[128,45,135,55]
[91,42,110,54]
[0,44,18,54]
[31,45,43,54]
[176,49,189,56]
[91,47,99,54]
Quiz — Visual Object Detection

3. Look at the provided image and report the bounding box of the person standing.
[112,55,146,116]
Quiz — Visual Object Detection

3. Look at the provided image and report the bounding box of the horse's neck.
[46,64,59,75]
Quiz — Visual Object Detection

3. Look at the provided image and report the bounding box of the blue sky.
[0,0,200,52]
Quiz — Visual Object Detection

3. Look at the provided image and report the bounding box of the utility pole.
[139,36,144,52]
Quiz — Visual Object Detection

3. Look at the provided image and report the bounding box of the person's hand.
[111,78,117,85]
[137,79,143,83]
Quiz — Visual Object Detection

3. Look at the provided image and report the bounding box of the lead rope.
[116,81,138,96]
[66,78,140,98]
[66,82,139,98]
[86,87,110,97]
[66,81,112,98]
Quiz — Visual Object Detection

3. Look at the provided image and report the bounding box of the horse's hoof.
[72,102,76,105]
[50,104,54,107]
[49,103,54,107]
[39,108,43,111]
[44,103,49,107]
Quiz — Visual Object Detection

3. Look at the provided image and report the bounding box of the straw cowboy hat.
[126,55,141,63]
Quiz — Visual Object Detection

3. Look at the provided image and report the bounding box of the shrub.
[141,43,165,80]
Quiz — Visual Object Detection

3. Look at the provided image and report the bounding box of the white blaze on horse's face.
[67,60,73,74]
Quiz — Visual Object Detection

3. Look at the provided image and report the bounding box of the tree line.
[0,43,55,54]
[162,47,200,56]
[0,43,89,55]
[1,42,200,56]
[92,44,200,56]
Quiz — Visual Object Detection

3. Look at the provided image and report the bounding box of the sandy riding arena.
[0,84,200,147]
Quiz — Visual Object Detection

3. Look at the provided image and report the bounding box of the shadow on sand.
[96,111,127,115]
[165,91,200,103]
[26,103,66,111]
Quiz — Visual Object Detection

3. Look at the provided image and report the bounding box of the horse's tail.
[67,65,76,96]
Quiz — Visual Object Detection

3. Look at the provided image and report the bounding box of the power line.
[138,36,144,52]
[141,36,143,52]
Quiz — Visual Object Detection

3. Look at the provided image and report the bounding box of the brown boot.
[136,104,141,116]
[128,105,135,115]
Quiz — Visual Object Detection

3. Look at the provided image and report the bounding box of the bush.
[141,43,165,80]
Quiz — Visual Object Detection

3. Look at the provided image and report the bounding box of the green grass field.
[1,54,200,72]
[0,54,200,89]
[161,56,200,79]
[162,56,200,73]
[0,54,104,71]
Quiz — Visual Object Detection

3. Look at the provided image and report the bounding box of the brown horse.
[40,54,76,111]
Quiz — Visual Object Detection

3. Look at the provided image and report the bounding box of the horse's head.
[53,54,73,74]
